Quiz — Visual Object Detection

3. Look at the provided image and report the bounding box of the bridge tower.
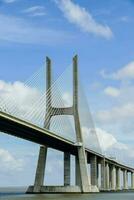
[27,55,98,193]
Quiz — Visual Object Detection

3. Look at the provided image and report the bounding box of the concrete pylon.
[28,55,94,193]
[131,172,134,189]
[116,168,121,190]
[101,158,106,190]
[75,154,82,187]
[105,163,109,190]
[111,165,116,190]
[90,155,98,187]
[33,146,47,193]
[123,170,128,190]
[73,56,92,193]
[31,57,52,193]
[64,152,71,186]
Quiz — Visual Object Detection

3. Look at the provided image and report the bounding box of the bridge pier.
[64,152,71,186]
[123,170,128,190]
[116,167,121,190]
[111,165,116,190]
[75,154,81,187]
[76,146,92,192]
[97,162,99,188]
[105,162,110,190]
[27,146,47,193]
[109,165,112,190]
[100,158,106,190]
[131,172,134,189]
[90,155,98,187]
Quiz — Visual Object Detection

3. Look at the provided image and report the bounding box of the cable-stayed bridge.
[0,56,134,193]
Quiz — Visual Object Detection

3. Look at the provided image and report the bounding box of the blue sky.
[0,0,134,187]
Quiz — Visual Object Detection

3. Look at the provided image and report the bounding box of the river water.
[0,188,134,200]
[1,193,134,200]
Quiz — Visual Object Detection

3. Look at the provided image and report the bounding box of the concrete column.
[105,162,109,190]
[116,168,121,190]
[90,155,98,186]
[77,147,91,192]
[33,146,47,193]
[64,152,71,186]
[73,56,91,192]
[97,162,99,187]
[131,172,134,189]
[111,165,116,190]
[75,154,81,186]
[44,57,52,129]
[109,165,112,189]
[123,170,128,190]
[101,158,105,190]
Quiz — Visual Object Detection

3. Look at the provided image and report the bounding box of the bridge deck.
[0,111,76,154]
[0,111,133,172]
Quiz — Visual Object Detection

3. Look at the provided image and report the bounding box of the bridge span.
[0,56,134,193]
[0,111,133,172]
[1,105,134,193]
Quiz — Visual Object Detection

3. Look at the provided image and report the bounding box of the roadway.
[0,111,133,172]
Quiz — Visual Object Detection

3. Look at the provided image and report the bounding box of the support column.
[77,147,91,192]
[101,158,105,190]
[109,165,112,189]
[131,172,134,189]
[90,155,98,186]
[105,163,109,190]
[33,57,51,193]
[123,170,128,190]
[75,154,81,187]
[116,167,121,190]
[73,56,91,192]
[111,165,116,190]
[33,146,47,193]
[97,162,99,188]
[64,152,71,186]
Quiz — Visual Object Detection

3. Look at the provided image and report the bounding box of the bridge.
[0,56,134,193]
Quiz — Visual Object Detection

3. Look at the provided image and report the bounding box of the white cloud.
[0,80,43,173]
[0,80,44,125]
[83,126,134,166]
[96,128,116,151]
[62,92,72,106]
[0,80,40,110]
[114,61,134,80]
[82,126,101,153]
[99,60,134,141]
[97,103,134,123]
[55,0,113,39]
[82,126,127,152]
[0,14,71,45]
[22,6,46,17]
[101,61,134,80]
[94,74,134,142]
[104,86,120,97]
[82,126,134,165]
[0,148,24,171]
[95,127,127,152]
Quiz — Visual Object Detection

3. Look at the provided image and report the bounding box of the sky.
[0,0,134,187]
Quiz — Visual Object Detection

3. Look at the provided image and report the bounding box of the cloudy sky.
[0,0,134,187]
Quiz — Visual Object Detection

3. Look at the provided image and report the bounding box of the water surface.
[0,188,134,200]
